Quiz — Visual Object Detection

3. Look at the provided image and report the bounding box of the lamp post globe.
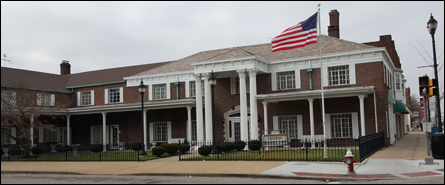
[427,14,442,133]
[209,71,218,155]
[139,80,147,156]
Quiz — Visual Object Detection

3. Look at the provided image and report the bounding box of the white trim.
[104,89,109,104]
[271,72,277,91]
[119,87,124,103]
[325,114,331,139]
[148,84,153,101]
[295,69,301,89]
[185,81,190,98]
[349,63,356,85]
[273,116,279,130]
[166,83,171,99]
[50,94,55,106]
[352,112,359,139]
[297,115,303,139]
[90,90,95,105]
[77,92,80,106]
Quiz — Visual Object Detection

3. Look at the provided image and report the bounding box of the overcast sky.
[1,1,444,108]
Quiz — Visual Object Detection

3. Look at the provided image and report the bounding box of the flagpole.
[317,4,328,158]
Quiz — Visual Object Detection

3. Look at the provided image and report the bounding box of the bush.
[152,147,165,157]
[131,143,142,151]
[164,143,179,155]
[90,144,103,153]
[198,145,213,156]
[234,140,246,151]
[179,145,190,153]
[30,147,44,155]
[159,143,168,148]
[217,142,234,153]
[56,145,73,152]
[248,140,261,151]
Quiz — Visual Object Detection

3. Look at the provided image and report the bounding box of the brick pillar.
[328,9,340,38]
[60,60,71,75]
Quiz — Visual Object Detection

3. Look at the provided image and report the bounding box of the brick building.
[1,10,410,150]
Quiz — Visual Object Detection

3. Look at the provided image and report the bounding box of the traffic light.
[419,76,433,97]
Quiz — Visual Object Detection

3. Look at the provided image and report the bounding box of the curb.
[0,171,399,181]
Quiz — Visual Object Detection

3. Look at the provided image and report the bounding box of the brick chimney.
[60,60,71,75]
[328,9,340,38]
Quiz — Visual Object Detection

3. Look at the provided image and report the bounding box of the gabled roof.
[1,61,171,91]
[132,35,377,77]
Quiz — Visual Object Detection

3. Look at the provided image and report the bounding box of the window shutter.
[10,127,16,144]
[149,122,154,142]
[50,94,55,106]
[294,70,301,89]
[167,122,172,143]
[119,87,124,103]
[322,66,329,87]
[349,63,356,85]
[231,76,236,94]
[185,81,190,98]
[148,84,153,101]
[352,112,359,139]
[104,89,109,104]
[57,127,61,142]
[77,92,81,106]
[166,83,171,99]
[297,115,303,139]
[325,114,331,139]
[37,93,42,105]
[90,90,95,105]
[271,72,277,91]
[39,127,44,143]
[273,116,279,131]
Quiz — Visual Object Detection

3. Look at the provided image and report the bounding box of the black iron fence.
[1,143,144,162]
[179,138,361,162]
[358,132,385,162]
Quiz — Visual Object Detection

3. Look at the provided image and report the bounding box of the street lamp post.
[427,14,442,133]
[208,71,218,154]
[138,80,147,156]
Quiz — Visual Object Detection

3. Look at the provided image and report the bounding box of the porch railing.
[358,132,385,162]
[1,143,144,162]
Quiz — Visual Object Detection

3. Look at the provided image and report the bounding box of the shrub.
[248,140,261,151]
[217,142,234,153]
[159,143,168,148]
[131,143,142,151]
[198,145,213,156]
[164,143,179,155]
[30,147,44,155]
[234,140,246,151]
[152,147,165,157]
[56,145,73,152]
[90,144,103,153]
[179,145,190,153]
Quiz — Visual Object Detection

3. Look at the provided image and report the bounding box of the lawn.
[181,148,360,162]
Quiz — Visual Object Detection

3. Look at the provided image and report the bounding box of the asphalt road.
[1,173,444,184]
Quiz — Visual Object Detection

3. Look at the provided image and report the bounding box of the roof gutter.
[66,80,126,89]
[1,85,72,94]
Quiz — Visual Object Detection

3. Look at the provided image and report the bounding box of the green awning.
[394,100,410,114]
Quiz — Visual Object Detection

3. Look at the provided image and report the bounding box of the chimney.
[60,60,71,75]
[328,9,340,38]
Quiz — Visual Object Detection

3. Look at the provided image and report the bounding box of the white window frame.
[189,80,205,97]
[77,90,94,106]
[1,127,15,145]
[325,112,359,139]
[277,71,295,90]
[330,114,353,138]
[272,115,303,139]
[90,125,103,144]
[191,120,206,141]
[37,93,55,106]
[395,74,401,90]
[149,122,172,143]
[42,128,57,143]
[328,65,350,86]
[153,84,167,100]
[105,87,123,104]
[1,91,16,107]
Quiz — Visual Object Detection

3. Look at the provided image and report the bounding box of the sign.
[262,134,288,147]
[420,98,424,107]
[413,111,419,117]
[422,122,432,133]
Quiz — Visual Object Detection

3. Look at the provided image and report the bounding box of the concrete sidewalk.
[1,131,443,181]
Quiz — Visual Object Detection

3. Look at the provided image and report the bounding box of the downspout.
[374,92,378,133]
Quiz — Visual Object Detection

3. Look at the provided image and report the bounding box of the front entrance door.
[228,114,250,141]
[110,124,120,149]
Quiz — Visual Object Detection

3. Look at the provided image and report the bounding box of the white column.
[143,110,148,151]
[102,112,107,152]
[263,101,268,135]
[30,115,34,147]
[66,115,71,145]
[186,106,192,142]
[308,98,315,149]
[237,69,249,141]
[203,73,213,142]
[194,74,204,143]
[359,95,366,137]
[248,68,259,140]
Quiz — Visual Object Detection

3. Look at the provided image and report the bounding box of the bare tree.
[1,84,68,157]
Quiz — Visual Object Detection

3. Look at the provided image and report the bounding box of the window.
[153,84,167,100]
[235,77,250,93]
[328,65,349,85]
[109,88,120,103]
[331,114,353,138]
[154,122,168,142]
[1,127,11,145]
[402,83,405,96]
[395,74,401,90]
[191,120,206,141]
[278,116,298,139]
[1,91,15,107]
[42,128,57,143]
[190,81,205,97]
[91,125,103,144]
[37,93,53,106]
[277,71,295,90]
[81,91,92,106]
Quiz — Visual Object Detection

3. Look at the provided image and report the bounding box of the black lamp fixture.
[427,14,442,133]
[208,71,218,155]
[138,80,147,156]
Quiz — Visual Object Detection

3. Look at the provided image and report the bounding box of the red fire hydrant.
[343,149,357,174]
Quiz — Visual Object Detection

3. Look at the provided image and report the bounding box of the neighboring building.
[1,9,410,150]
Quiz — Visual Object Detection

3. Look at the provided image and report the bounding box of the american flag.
[272,12,318,52]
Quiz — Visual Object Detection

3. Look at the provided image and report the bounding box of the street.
[1,173,444,184]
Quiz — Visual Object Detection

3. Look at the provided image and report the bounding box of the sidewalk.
[1,131,443,181]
